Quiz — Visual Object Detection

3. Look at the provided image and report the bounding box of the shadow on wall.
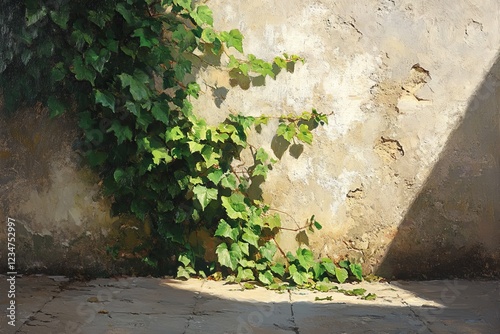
[377,53,500,279]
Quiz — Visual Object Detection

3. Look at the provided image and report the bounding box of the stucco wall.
[1,0,499,278]
[193,0,500,277]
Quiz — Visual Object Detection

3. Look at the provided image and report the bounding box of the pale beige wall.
[193,0,500,276]
[1,0,499,277]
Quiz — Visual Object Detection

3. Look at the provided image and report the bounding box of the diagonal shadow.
[376,52,500,280]
[1,276,498,333]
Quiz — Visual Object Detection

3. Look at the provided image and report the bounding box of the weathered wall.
[1,0,499,277]
[0,107,154,276]
[193,0,500,277]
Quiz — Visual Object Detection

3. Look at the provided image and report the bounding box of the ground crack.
[288,290,300,334]
[399,294,435,334]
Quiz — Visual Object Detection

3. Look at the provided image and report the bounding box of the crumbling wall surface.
[0,106,110,274]
[0,107,152,276]
[1,0,499,278]
[193,0,500,277]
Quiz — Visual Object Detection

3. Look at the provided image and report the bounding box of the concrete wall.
[1,0,499,277]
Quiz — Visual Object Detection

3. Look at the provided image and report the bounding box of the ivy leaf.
[100,37,119,53]
[321,259,336,276]
[221,193,247,219]
[151,101,170,125]
[152,148,173,165]
[286,251,297,263]
[47,96,66,118]
[187,141,204,153]
[297,248,315,271]
[186,82,200,98]
[238,259,253,269]
[238,242,249,256]
[349,263,363,281]
[207,170,224,185]
[84,48,111,73]
[238,63,249,76]
[252,164,268,178]
[95,89,115,112]
[118,70,150,101]
[174,58,192,81]
[237,267,255,281]
[172,25,196,52]
[49,9,69,29]
[227,55,240,69]
[255,148,269,163]
[201,146,220,168]
[313,220,322,230]
[113,168,130,184]
[264,214,281,230]
[289,264,308,285]
[88,9,112,29]
[214,220,238,240]
[191,119,207,140]
[335,267,349,283]
[131,199,148,220]
[50,62,66,83]
[190,5,213,26]
[297,124,313,145]
[201,27,217,43]
[259,242,276,262]
[270,263,285,277]
[221,174,238,190]
[108,120,133,144]
[258,270,274,285]
[220,29,244,52]
[242,227,260,248]
[115,3,137,25]
[216,243,238,271]
[71,56,96,85]
[339,260,350,269]
[165,126,184,142]
[273,56,287,69]
[132,28,159,48]
[193,185,218,210]
[177,265,196,280]
[71,27,94,49]
[174,0,191,10]
[249,58,274,78]
[313,262,326,280]
[363,293,377,301]
[276,123,296,142]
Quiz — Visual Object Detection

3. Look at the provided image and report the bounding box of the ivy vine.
[1,0,364,288]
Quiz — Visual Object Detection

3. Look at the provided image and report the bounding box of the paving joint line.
[288,290,300,334]
[182,279,207,333]
[397,291,434,334]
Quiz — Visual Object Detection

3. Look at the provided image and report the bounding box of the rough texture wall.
[0,107,153,276]
[192,0,500,277]
[1,0,499,277]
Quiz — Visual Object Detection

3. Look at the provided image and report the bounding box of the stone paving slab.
[0,275,499,334]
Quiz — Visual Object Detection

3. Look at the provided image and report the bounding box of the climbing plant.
[0,0,363,287]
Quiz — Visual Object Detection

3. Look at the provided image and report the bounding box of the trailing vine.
[1,0,364,288]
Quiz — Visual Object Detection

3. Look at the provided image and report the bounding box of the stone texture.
[0,276,499,334]
[191,0,500,277]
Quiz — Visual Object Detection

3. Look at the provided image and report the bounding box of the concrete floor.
[0,275,499,333]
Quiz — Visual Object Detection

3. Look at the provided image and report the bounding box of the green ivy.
[1,0,363,287]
